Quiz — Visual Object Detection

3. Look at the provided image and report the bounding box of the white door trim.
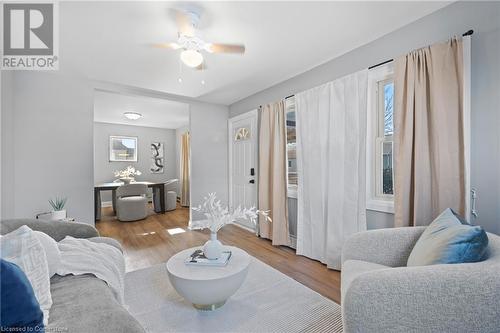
[228,109,258,215]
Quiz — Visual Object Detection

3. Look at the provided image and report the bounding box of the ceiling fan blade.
[152,42,181,50]
[172,9,195,37]
[205,43,245,54]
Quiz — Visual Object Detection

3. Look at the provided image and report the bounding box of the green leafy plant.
[49,197,67,211]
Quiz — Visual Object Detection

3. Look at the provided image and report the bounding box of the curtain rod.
[277,30,475,102]
[368,29,474,70]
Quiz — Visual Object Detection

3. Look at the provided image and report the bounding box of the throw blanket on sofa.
[57,237,125,304]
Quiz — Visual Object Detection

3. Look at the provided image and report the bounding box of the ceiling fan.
[153,7,245,69]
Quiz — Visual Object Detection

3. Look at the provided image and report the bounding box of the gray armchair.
[341,227,500,333]
[153,179,179,213]
[116,184,148,222]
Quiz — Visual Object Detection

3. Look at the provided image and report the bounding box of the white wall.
[1,72,94,223]
[229,1,500,234]
[94,122,177,202]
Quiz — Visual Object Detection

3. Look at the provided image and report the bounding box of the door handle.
[249,179,255,184]
[250,168,255,176]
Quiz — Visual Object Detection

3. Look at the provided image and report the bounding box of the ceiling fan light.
[124,112,142,120]
[180,49,203,68]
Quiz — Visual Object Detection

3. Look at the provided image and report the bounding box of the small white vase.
[120,177,134,184]
[203,232,223,260]
[51,210,66,221]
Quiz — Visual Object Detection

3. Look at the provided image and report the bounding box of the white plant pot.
[51,210,66,221]
[120,177,134,184]
[203,232,223,260]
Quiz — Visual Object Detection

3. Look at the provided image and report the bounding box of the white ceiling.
[94,91,189,129]
[61,1,450,105]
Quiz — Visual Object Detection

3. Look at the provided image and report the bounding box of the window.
[109,136,138,162]
[285,97,297,197]
[234,127,251,141]
[377,79,394,196]
[367,64,394,213]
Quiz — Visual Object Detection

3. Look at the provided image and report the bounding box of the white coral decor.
[114,166,142,179]
[191,193,271,233]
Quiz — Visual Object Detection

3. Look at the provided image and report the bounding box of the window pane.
[384,82,394,136]
[286,98,297,186]
[286,105,296,144]
[382,141,393,195]
[234,127,250,141]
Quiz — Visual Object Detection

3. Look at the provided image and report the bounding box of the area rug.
[124,257,343,333]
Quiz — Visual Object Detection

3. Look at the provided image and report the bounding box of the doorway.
[228,109,258,230]
[92,89,191,222]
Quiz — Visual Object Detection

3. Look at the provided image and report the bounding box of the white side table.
[166,246,251,311]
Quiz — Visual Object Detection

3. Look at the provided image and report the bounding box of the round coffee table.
[166,246,251,311]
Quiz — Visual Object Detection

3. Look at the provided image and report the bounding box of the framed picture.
[150,142,164,173]
[109,136,138,162]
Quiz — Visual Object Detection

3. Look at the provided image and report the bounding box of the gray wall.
[1,72,95,223]
[0,71,14,220]
[189,102,229,221]
[230,1,500,234]
[1,74,229,225]
[470,23,500,236]
[93,122,177,202]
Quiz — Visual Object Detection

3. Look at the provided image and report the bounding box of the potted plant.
[192,192,271,260]
[114,166,142,184]
[49,197,67,221]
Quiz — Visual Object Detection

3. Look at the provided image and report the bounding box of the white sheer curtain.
[295,70,368,270]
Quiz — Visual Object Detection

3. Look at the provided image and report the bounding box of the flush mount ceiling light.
[124,112,142,120]
[180,49,203,68]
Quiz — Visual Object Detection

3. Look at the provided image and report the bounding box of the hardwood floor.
[96,203,341,303]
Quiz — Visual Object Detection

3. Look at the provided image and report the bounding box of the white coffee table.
[166,246,251,311]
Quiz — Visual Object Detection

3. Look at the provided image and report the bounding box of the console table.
[94,181,166,221]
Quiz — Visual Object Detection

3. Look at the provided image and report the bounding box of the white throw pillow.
[34,231,62,277]
[0,225,53,326]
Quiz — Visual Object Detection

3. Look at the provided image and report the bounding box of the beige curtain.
[394,38,465,227]
[180,132,190,207]
[258,101,290,246]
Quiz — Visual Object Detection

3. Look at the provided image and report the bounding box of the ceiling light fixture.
[180,49,203,68]
[124,112,142,120]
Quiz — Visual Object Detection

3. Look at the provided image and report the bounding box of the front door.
[229,110,258,230]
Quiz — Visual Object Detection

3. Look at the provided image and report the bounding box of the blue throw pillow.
[407,208,488,266]
[0,259,45,332]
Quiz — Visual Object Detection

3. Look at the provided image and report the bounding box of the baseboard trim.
[188,219,209,230]
[231,222,256,234]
